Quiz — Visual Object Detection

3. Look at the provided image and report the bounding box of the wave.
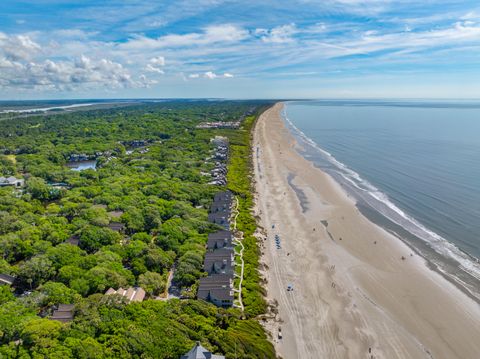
[281,105,480,299]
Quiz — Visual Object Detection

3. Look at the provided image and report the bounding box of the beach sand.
[253,103,480,359]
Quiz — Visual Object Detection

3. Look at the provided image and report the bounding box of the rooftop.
[208,230,232,240]
[0,273,16,285]
[108,221,126,232]
[105,287,146,303]
[206,237,233,251]
[64,235,80,246]
[213,191,233,202]
[51,304,75,323]
[180,342,225,359]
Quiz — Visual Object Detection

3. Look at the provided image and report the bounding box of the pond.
[66,160,97,171]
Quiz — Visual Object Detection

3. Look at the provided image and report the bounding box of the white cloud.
[0,33,41,61]
[204,71,217,79]
[0,39,141,91]
[260,23,297,43]
[120,24,249,50]
[188,71,234,79]
[150,56,165,66]
[461,11,480,20]
[144,56,166,74]
[145,64,164,74]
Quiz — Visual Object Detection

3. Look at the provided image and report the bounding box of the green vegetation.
[0,101,275,358]
[225,112,269,318]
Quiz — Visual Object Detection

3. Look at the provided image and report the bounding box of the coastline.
[253,103,480,359]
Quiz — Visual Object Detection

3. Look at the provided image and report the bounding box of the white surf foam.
[281,105,480,290]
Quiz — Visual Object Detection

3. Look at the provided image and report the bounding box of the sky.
[1,0,480,99]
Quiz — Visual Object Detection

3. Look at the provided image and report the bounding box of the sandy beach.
[253,103,480,359]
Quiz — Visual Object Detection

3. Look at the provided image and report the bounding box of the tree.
[47,244,85,270]
[58,265,85,285]
[121,207,145,233]
[21,318,70,357]
[138,271,166,296]
[0,286,14,305]
[145,247,175,273]
[80,226,121,253]
[70,278,90,296]
[81,207,109,227]
[19,255,55,289]
[0,301,36,343]
[131,232,152,244]
[85,266,133,294]
[174,251,204,287]
[38,282,80,307]
[64,337,105,359]
[26,177,50,201]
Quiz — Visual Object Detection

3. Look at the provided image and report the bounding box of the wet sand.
[253,103,480,359]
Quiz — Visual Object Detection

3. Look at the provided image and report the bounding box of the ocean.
[283,100,480,300]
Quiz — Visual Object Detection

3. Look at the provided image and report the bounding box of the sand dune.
[253,103,480,359]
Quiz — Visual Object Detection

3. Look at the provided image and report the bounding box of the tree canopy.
[0,101,275,358]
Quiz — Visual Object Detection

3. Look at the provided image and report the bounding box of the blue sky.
[1,0,480,99]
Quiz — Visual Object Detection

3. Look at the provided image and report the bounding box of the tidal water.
[283,100,480,299]
[66,160,97,171]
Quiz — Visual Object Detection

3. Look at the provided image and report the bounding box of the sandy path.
[253,103,480,359]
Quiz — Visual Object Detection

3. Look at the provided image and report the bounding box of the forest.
[0,101,275,358]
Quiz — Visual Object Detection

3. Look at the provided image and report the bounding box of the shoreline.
[253,103,480,359]
[356,202,480,305]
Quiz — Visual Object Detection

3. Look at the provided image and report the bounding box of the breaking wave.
[281,105,480,300]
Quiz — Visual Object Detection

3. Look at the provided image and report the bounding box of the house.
[108,210,124,219]
[214,191,233,202]
[197,274,233,308]
[0,176,24,187]
[0,273,16,286]
[108,221,126,233]
[203,249,234,275]
[207,231,233,251]
[207,212,230,229]
[210,198,232,214]
[51,304,74,323]
[105,287,146,303]
[180,342,225,359]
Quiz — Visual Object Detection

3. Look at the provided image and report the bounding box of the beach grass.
[226,111,269,318]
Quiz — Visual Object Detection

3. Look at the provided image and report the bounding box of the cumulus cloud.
[0,33,41,61]
[0,43,140,91]
[145,56,165,73]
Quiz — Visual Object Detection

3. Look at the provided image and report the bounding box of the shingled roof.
[207,231,233,250]
[213,191,233,202]
[105,287,146,303]
[197,274,233,305]
[203,249,234,275]
[180,342,225,359]
[0,273,16,285]
[51,304,75,323]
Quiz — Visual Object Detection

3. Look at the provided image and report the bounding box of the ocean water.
[283,100,480,300]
